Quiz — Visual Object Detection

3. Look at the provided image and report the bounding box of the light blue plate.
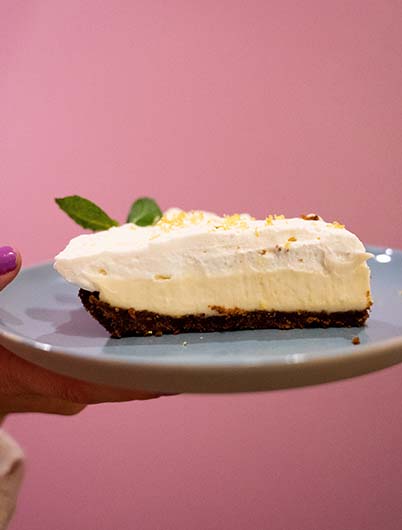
[0,246,401,393]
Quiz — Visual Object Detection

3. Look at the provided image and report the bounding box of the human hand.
[0,247,164,416]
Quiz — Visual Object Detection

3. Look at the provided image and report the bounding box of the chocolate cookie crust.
[78,289,370,338]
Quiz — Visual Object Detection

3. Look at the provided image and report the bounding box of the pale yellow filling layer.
[90,267,371,316]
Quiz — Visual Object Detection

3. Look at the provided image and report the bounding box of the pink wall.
[2,1,402,528]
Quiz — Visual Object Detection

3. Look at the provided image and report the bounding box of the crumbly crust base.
[78,289,370,338]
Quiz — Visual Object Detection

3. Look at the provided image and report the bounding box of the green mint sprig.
[127,197,162,226]
[55,196,119,231]
[55,195,162,231]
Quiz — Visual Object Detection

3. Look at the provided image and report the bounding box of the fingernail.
[0,246,17,275]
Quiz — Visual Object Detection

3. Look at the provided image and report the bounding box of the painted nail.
[0,246,17,275]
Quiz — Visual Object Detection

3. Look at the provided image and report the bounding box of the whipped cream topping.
[54,209,372,316]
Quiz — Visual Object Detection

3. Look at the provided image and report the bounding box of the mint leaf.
[55,195,119,231]
[127,197,162,226]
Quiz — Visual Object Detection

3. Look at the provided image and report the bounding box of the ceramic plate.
[0,246,401,393]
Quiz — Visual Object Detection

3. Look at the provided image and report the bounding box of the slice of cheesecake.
[54,209,372,337]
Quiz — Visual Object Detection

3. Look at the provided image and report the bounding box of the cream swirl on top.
[54,209,372,316]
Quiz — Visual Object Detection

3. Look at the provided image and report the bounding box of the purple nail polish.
[0,246,17,275]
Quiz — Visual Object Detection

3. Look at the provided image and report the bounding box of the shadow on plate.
[0,308,23,327]
[103,326,367,352]
[27,306,106,340]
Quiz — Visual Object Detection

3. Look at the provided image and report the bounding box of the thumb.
[0,247,21,291]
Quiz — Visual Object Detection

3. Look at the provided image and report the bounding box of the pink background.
[2,1,402,528]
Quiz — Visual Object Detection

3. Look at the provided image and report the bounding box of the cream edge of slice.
[54,209,373,316]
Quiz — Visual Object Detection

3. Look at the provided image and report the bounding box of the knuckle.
[58,404,86,416]
[57,383,90,404]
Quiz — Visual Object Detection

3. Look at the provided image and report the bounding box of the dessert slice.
[54,209,372,337]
